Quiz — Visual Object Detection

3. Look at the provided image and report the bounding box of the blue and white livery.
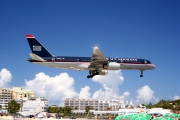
[26,34,155,78]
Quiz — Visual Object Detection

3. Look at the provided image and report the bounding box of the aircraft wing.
[89,47,108,69]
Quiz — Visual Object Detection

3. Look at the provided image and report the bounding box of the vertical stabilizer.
[26,34,53,57]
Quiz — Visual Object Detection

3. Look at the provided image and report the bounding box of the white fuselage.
[32,61,155,71]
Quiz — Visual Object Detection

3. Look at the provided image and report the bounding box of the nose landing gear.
[140,70,143,77]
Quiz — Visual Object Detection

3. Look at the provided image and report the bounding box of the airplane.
[26,34,155,78]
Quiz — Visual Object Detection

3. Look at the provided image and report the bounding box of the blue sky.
[0,0,180,105]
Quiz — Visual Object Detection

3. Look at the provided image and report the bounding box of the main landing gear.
[87,75,94,78]
[140,70,143,77]
[87,70,99,78]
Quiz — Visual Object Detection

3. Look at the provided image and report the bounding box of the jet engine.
[108,62,120,70]
[98,70,108,75]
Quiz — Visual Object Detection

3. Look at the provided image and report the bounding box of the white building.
[64,98,130,111]
[147,108,172,115]
[20,97,48,116]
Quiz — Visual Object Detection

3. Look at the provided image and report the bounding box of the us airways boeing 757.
[26,34,155,78]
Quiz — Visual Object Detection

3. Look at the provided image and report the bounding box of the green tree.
[47,106,58,113]
[56,107,64,115]
[143,99,180,112]
[153,99,173,109]
[63,107,72,116]
[0,105,3,118]
[146,102,153,109]
[7,100,21,114]
[130,105,134,109]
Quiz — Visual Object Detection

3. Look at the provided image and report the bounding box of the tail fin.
[26,34,53,58]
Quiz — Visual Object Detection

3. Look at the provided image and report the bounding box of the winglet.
[26,34,35,38]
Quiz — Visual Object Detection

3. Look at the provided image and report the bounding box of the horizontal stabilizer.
[29,53,46,62]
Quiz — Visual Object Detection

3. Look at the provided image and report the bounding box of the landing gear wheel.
[140,75,143,77]
[87,75,94,79]
[87,75,90,78]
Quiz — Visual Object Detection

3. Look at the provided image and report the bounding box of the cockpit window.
[146,60,151,64]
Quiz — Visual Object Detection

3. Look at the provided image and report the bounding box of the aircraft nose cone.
[152,64,156,69]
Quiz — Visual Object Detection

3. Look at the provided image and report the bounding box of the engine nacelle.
[108,62,120,70]
[98,70,108,75]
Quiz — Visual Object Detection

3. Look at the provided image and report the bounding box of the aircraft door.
[52,57,55,62]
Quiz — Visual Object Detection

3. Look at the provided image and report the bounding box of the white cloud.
[173,95,180,100]
[24,71,128,105]
[79,86,91,99]
[25,72,79,105]
[118,91,131,100]
[92,70,124,92]
[0,68,12,88]
[24,70,128,105]
[123,91,130,97]
[92,70,129,101]
[136,85,158,104]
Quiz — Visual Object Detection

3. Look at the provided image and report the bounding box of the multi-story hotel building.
[0,87,48,115]
[11,87,35,100]
[64,98,128,111]
[0,88,13,110]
